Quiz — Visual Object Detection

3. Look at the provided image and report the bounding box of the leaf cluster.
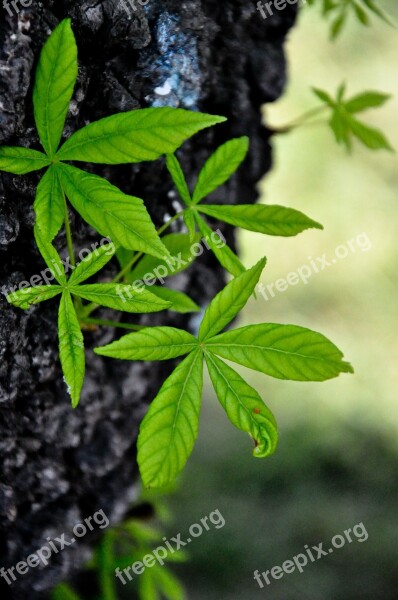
[306,0,394,39]
[1,19,225,406]
[165,138,323,277]
[96,260,353,488]
[313,84,393,151]
[1,19,355,488]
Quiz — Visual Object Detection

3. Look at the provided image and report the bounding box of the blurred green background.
[167,2,398,599]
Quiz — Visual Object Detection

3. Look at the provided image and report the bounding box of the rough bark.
[0,1,296,597]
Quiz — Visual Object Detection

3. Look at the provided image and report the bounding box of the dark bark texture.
[0,1,296,597]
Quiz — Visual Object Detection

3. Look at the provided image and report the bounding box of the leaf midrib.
[206,341,342,365]
[154,350,201,481]
[42,27,65,157]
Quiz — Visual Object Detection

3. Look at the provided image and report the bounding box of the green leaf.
[197,204,323,237]
[206,323,354,382]
[0,147,50,174]
[194,214,245,278]
[312,87,335,107]
[192,137,249,204]
[57,108,226,164]
[68,242,116,285]
[166,154,192,205]
[323,0,336,14]
[205,352,278,458]
[70,283,171,313]
[337,82,346,103]
[6,286,62,310]
[331,12,346,39]
[33,19,78,157]
[361,0,395,25]
[329,110,351,150]
[199,258,266,341]
[344,91,391,113]
[95,326,198,360]
[183,209,197,242]
[353,2,369,25]
[149,287,200,314]
[58,164,170,259]
[34,166,65,241]
[154,567,186,600]
[97,534,118,600]
[139,572,160,600]
[137,350,203,488]
[51,583,82,600]
[124,520,164,544]
[347,116,394,151]
[115,247,132,270]
[126,233,201,283]
[58,291,85,408]
[34,225,67,285]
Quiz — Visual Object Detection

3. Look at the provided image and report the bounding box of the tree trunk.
[0,1,296,597]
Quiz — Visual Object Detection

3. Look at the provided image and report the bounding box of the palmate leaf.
[69,283,171,313]
[205,352,278,458]
[58,291,85,408]
[58,164,170,259]
[307,0,394,38]
[199,257,266,341]
[192,137,249,204]
[6,286,62,310]
[33,19,78,157]
[68,242,116,286]
[56,108,226,164]
[194,213,245,277]
[313,84,393,152]
[0,147,50,174]
[206,323,354,382]
[95,327,198,361]
[96,256,353,487]
[34,166,65,241]
[197,204,323,237]
[137,350,203,488]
